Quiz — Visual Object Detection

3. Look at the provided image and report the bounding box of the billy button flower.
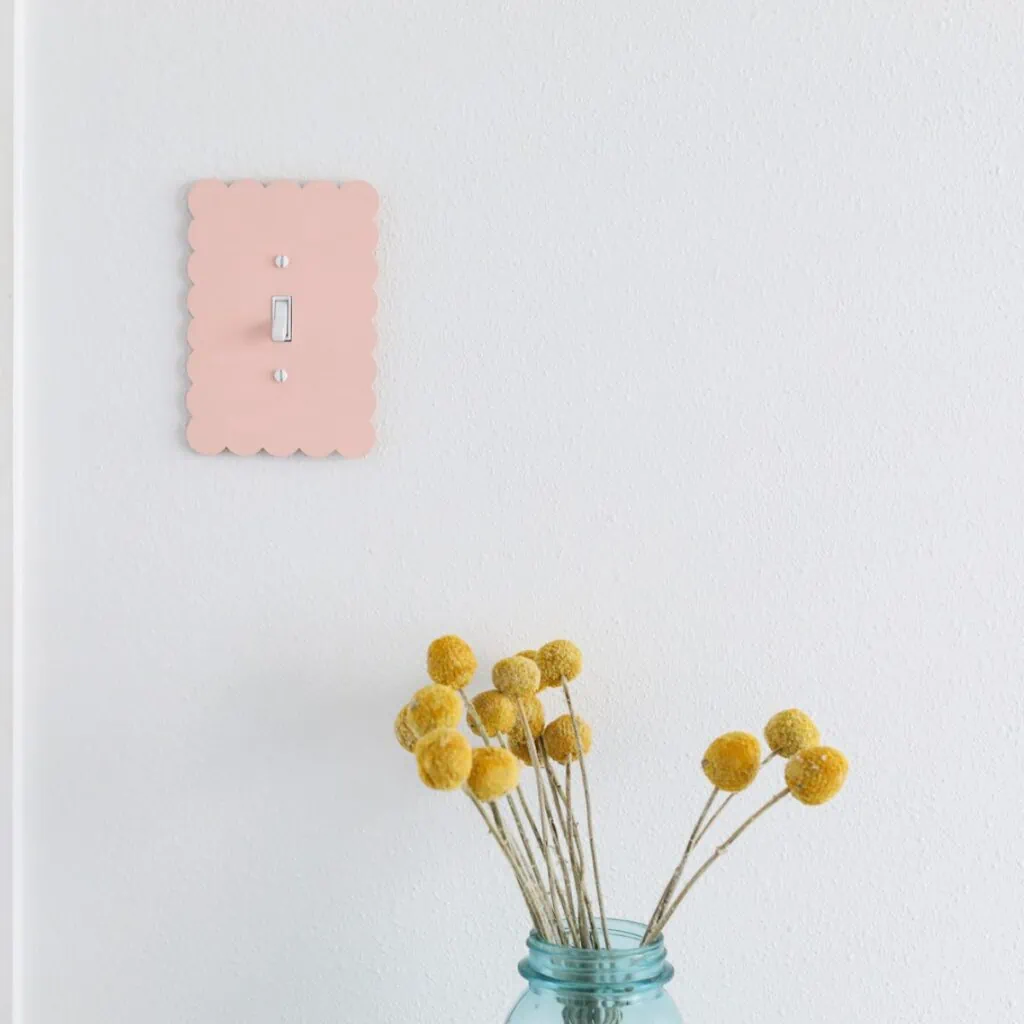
[407,683,463,737]
[492,655,541,698]
[785,746,849,805]
[503,692,551,755]
[507,725,534,766]
[536,639,583,689]
[467,747,521,802]
[702,732,761,792]
[543,714,592,764]
[764,709,820,758]
[469,690,517,738]
[393,705,418,752]
[427,634,478,690]
[519,694,545,738]
[415,728,473,791]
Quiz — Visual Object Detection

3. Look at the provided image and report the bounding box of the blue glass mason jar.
[505,919,682,1024]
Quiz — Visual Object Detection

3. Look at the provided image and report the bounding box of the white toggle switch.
[271,295,292,342]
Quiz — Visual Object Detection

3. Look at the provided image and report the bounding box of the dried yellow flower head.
[394,705,418,752]
[427,634,477,690]
[467,747,521,802]
[516,649,539,662]
[492,656,541,698]
[543,714,592,764]
[470,690,517,738]
[536,640,583,688]
[764,709,821,758]
[407,683,463,738]
[507,725,534,765]
[702,732,761,792]
[519,693,545,738]
[414,728,473,791]
[785,746,849,805]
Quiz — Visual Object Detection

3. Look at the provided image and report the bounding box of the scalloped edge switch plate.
[186,179,379,457]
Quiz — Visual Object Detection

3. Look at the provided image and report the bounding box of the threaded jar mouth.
[519,919,674,999]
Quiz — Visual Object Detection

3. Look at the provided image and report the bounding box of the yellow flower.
[785,746,848,805]
[507,727,534,766]
[702,732,761,792]
[415,728,473,791]
[394,705,418,752]
[517,649,539,662]
[467,747,521,802]
[492,655,541,698]
[764,709,820,758]
[407,683,463,737]
[470,690,517,738]
[543,714,592,764]
[427,635,477,690]
[536,640,583,688]
[518,693,545,738]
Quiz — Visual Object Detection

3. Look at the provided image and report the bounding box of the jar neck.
[518,919,673,1005]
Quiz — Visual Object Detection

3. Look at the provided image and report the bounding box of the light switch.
[271,295,292,343]
[186,179,379,457]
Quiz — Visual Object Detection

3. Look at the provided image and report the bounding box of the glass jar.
[505,919,682,1024]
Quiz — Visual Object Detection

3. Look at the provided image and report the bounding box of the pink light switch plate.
[186,179,379,457]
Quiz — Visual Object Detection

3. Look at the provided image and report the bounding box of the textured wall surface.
[21,2,1024,1021]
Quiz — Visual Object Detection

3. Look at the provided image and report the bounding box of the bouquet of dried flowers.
[394,635,848,949]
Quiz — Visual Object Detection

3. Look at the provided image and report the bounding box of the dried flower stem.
[484,744,543,891]
[646,754,782,941]
[503,789,545,890]
[490,804,539,916]
[498,747,579,940]
[517,698,567,945]
[512,783,543,849]
[552,877,580,945]
[499,816,558,941]
[650,788,790,940]
[464,789,555,939]
[496,736,547,853]
[693,752,778,849]
[538,742,582,945]
[643,787,718,944]
[461,696,561,937]
[507,753,579,947]
[505,801,571,945]
[545,830,579,943]
[548,856,581,942]
[560,679,611,949]
[563,762,599,947]
[460,691,493,748]
[548,761,596,946]
[463,692,559,929]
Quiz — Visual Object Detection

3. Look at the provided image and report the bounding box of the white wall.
[2,0,17,1018]
[20,2,1024,1021]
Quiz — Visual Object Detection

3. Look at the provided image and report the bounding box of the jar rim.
[526,918,664,957]
[519,919,673,1000]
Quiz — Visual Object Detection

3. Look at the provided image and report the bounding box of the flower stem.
[562,760,597,947]
[464,788,555,939]
[693,752,778,849]
[560,679,611,949]
[538,741,583,945]
[460,691,492,748]
[650,788,790,940]
[642,787,718,944]
[462,694,561,938]
[517,698,567,945]
[503,789,545,891]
